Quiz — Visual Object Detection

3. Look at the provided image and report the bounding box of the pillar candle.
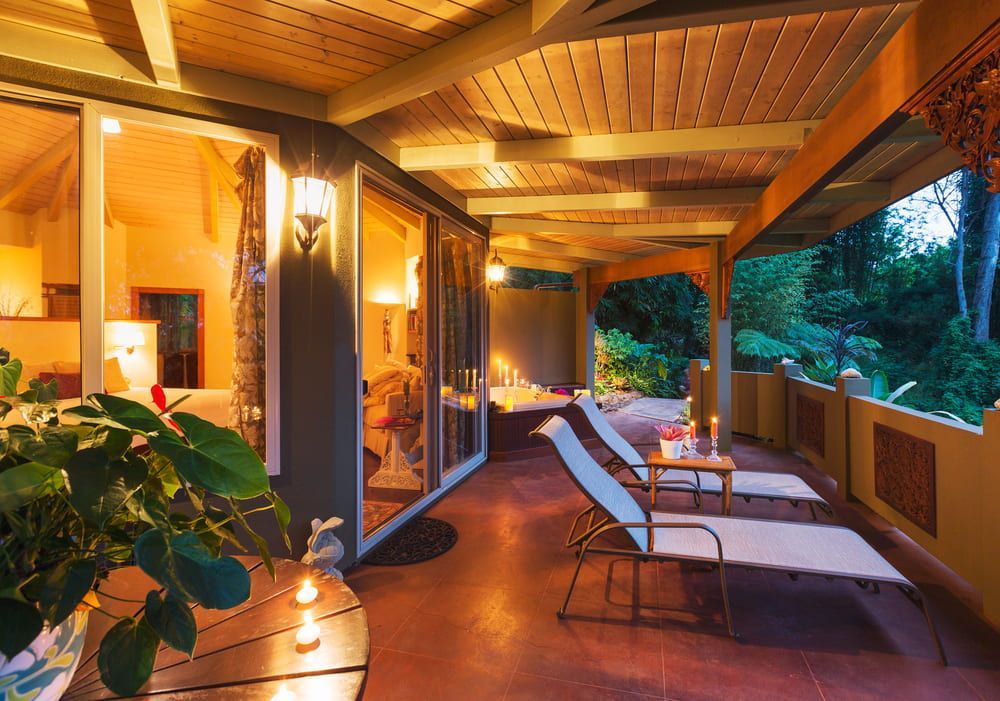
[689,420,696,440]
[472,369,477,389]
[711,417,719,440]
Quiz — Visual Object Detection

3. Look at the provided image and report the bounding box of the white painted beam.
[491,235,635,263]
[501,252,583,273]
[130,0,180,87]
[400,121,820,171]
[488,216,828,238]
[469,181,887,215]
[532,0,594,32]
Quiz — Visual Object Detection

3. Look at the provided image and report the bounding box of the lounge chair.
[569,394,833,518]
[530,414,947,664]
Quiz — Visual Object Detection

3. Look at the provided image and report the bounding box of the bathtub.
[487,386,598,461]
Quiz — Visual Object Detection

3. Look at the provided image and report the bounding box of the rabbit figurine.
[301,516,345,580]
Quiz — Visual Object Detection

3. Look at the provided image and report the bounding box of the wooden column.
[707,243,732,451]
[573,269,597,391]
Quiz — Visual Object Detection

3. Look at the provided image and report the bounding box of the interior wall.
[0,208,80,317]
[489,287,577,386]
[0,58,488,566]
[360,224,407,376]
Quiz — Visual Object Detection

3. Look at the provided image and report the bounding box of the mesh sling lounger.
[568,394,833,519]
[530,415,947,665]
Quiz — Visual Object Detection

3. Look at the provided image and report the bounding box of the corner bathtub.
[487,387,599,461]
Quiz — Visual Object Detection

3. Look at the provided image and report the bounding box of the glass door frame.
[354,166,488,554]
[0,81,284,474]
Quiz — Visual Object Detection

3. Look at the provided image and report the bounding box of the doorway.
[131,287,205,388]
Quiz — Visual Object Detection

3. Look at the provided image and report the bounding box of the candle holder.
[685,436,704,459]
[707,436,722,462]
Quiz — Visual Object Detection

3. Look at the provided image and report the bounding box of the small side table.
[369,420,422,490]
[645,452,737,515]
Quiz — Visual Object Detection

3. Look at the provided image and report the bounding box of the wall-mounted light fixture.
[487,249,506,290]
[292,174,334,252]
[112,328,145,355]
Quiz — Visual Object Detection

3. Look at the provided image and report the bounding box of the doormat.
[364,517,458,565]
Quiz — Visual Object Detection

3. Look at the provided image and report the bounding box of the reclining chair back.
[569,394,649,479]
[531,414,649,552]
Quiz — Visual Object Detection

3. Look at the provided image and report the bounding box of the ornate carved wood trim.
[873,423,937,537]
[687,259,734,318]
[919,47,1000,193]
[796,394,825,458]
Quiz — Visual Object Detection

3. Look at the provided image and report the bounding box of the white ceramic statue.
[301,516,345,580]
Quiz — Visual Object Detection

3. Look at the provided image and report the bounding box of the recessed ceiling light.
[102,117,122,135]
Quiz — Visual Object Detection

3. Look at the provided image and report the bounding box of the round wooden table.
[64,557,369,700]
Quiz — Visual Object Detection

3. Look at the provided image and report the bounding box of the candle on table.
[295,579,318,606]
[711,417,719,440]
[689,420,696,440]
[465,368,469,390]
[295,612,320,647]
[504,394,515,412]
[472,368,477,390]
[497,358,502,386]
[441,385,453,397]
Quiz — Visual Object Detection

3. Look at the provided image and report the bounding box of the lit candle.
[271,684,297,701]
[504,394,515,412]
[514,369,518,387]
[295,612,320,647]
[441,385,453,397]
[711,417,719,440]
[497,359,502,386]
[472,368,477,390]
[296,579,318,606]
[689,420,696,440]
[465,368,469,389]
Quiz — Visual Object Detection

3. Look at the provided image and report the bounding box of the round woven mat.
[364,517,458,565]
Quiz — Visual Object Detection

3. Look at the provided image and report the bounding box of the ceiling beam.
[364,198,409,244]
[579,0,914,41]
[532,0,594,32]
[0,130,76,210]
[363,188,423,231]
[723,0,1000,261]
[399,120,820,171]
[325,0,654,125]
[47,146,78,222]
[469,181,887,215]
[129,0,179,87]
[191,137,240,209]
[488,216,829,238]
[491,234,635,263]
[589,245,711,284]
[502,252,582,274]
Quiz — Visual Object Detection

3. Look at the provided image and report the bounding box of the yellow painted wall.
[361,224,407,376]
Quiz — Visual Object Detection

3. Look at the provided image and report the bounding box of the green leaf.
[39,559,97,626]
[0,461,65,511]
[98,617,159,696]
[148,413,268,499]
[0,597,44,658]
[269,492,292,551]
[0,358,22,397]
[28,377,58,403]
[0,399,12,421]
[870,370,889,399]
[65,448,148,527]
[90,427,133,459]
[144,591,197,657]
[134,529,251,609]
[8,425,79,468]
[886,381,917,404]
[66,394,167,434]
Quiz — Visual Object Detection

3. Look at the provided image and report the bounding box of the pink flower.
[655,424,686,441]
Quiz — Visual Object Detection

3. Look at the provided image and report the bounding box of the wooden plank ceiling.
[0,0,960,271]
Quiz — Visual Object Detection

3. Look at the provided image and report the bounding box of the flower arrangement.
[654,424,687,442]
[0,356,289,696]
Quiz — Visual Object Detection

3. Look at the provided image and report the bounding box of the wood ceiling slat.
[514,51,570,138]
[650,29,685,131]
[568,40,611,135]
[494,59,550,138]
[597,36,630,133]
[0,0,144,50]
[717,17,786,126]
[695,22,750,128]
[473,68,532,140]
[539,44,589,136]
[428,85,495,142]
[675,25,718,129]
[454,76,514,141]
[742,13,820,124]
[626,34,654,133]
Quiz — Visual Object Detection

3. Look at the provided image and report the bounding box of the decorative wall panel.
[873,423,937,537]
[796,394,825,457]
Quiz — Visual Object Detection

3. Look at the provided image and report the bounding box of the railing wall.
[689,359,1000,626]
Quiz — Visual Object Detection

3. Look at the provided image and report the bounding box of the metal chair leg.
[808,502,818,521]
[558,544,589,618]
[918,592,949,665]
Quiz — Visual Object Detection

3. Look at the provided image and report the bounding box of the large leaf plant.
[0,357,290,695]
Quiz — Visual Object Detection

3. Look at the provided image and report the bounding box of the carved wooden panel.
[873,423,937,537]
[920,47,1000,193]
[796,394,825,457]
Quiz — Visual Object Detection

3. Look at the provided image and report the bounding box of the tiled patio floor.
[346,412,1000,700]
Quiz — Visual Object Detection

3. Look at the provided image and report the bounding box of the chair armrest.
[588,520,725,559]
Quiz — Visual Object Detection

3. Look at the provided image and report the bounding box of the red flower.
[151,384,167,413]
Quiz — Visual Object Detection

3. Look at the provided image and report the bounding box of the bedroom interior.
[0,95,269,464]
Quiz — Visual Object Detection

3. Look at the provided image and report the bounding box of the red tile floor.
[346,411,1000,700]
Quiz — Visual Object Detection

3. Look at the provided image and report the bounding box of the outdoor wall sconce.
[487,249,506,290]
[292,175,334,252]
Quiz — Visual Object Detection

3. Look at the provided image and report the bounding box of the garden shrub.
[595,328,685,398]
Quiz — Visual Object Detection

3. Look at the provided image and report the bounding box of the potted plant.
[0,357,289,698]
[655,424,686,460]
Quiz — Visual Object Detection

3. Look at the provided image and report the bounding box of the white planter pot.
[0,609,88,701]
[660,439,684,460]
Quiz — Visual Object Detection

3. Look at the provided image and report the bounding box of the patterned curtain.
[229,145,267,456]
[441,236,477,469]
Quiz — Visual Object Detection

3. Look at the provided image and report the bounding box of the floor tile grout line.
[800,650,828,701]
[954,667,987,701]
[501,577,550,701]
[379,574,444,650]
[511,669,669,699]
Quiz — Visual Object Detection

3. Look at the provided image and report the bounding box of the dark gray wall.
[0,57,486,565]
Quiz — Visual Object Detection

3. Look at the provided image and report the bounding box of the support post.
[768,362,802,450]
[834,375,870,500]
[707,243,731,451]
[688,359,709,428]
[984,409,1000,627]
[573,269,596,392]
